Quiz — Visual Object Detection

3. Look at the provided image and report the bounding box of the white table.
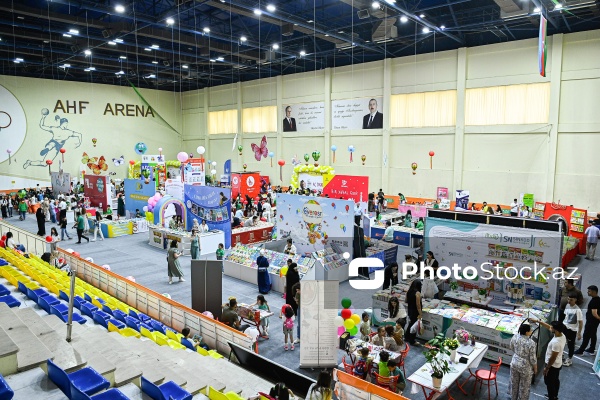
[443,291,493,307]
[407,343,488,400]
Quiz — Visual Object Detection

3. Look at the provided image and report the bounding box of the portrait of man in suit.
[283,106,297,132]
[362,98,383,129]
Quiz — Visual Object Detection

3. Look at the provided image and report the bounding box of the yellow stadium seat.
[197,347,209,356]
[155,335,169,346]
[167,339,185,350]
[140,326,156,342]
[208,387,228,400]
[120,328,141,339]
[166,329,184,342]
[208,350,224,359]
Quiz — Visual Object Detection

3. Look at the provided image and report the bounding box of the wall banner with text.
[331,97,383,130]
[282,102,325,132]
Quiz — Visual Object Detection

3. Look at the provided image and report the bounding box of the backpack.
[284,316,294,330]
[353,358,367,377]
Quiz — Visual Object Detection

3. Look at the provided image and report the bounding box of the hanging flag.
[231,134,238,152]
[224,159,231,174]
[538,15,548,77]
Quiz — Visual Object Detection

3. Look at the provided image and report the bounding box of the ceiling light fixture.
[119,55,127,59]
[114,38,123,43]
[372,1,380,9]
[146,74,156,78]
[203,27,210,33]
[420,14,425,18]
[88,67,96,71]
[166,17,175,25]
[217,56,224,61]
[400,15,408,23]
[152,60,158,64]
[240,36,247,42]
[209,59,216,62]
[307,20,314,23]
[62,63,70,68]
[422,27,430,33]
[253,9,262,16]
[69,29,79,35]
[115,5,125,13]
[533,7,541,12]
[62,33,72,38]
[299,50,306,56]
[15,57,23,62]
[440,25,446,30]
[108,41,116,45]
[182,64,189,69]
[272,43,279,50]
[324,34,330,37]
[266,4,276,12]
[384,0,395,3]
[151,44,159,49]
[144,48,152,51]
[115,70,124,75]
[84,49,92,56]
[554,3,563,9]
[338,30,345,34]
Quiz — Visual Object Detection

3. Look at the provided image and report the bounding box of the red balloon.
[429,151,435,157]
[72,251,80,257]
[59,148,66,154]
[58,258,64,264]
[129,160,135,165]
[277,160,285,166]
[341,308,352,320]
[45,236,53,243]
[45,160,53,165]
[1,235,6,241]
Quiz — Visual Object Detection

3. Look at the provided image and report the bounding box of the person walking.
[167,240,185,284]
[7,196,13,218]
[60,217,72,240]
[562,294,583,366]
[575,285,600,356]
[256,251,271,294]
[405,280,422,346]
[36,207,46,236]
[117,193,126,220]
[18,198,27,220]
[284,262,300,314]
[509,323,537,400]
[73,212,89,244]
[92,211,104,241]
[584,222,600,260]
[529,319,566,400]
[190,229,200,260]
[0,197,8,219]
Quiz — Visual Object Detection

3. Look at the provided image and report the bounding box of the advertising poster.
[83,175,110,211]
[183,157,206,186]
[231,172,260,200]
[437,187,449,199]
[50,170,71,197]
[322,174,369,215]
[282,102,325,132]
[275,194,354,257]
[331,97,383,130]
[123,178,155,214]
[141,154,165,187]
[424,217,562,304]
[184,186,232,248]
[165,179,184,201]
[521,193,534,210]
[454,189,470,211]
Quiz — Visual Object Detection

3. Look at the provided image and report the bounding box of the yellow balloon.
[280,266,289,277]
[344,319,355,330]
[351,314,361,325]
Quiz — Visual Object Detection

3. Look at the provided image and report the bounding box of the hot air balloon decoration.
[331,145,337,163]
[429,150,435,169]
[411,162,418,175]
[243,163,247,171]
[312,151,321,166]
[348,145,355,162]
[361,155,366,165]
[6,149,12,164]
[303,153,310,165]
[278,159,285,181]
[92,138,97,147]
[237,144,243,155]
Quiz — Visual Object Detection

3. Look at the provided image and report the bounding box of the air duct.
[372,18,397,42]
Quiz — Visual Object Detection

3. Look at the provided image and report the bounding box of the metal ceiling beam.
[531,0,560,28]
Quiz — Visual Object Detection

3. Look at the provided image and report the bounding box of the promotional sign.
[123,178,155,214]
[141,154,165,187]
[165,179,184,201]
[282,102,325,132]
[184,186,232,248]
[424,217,562,305]
[398,204,428,219]
[331,97,383,130]
[83,175,110,211]
[298,172,326,192]
[520,193,534,210]
[231,172,260,200]
[454,189,470,211]
[322,175,368,203]
[50,170,71,197]
[437,187,449,199]
[275,194,354,257]
[183,157,206,185]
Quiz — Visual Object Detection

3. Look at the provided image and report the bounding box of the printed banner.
[183,157,206,185]
[331,97,383,130]
[50,170,71,197]
[398,204,427,219]
[83,175,110,211]
[123,178,155,214]
[184,186,232,248]
[231,172,260,200]
[282,102,325,132]
[275,194,354,257]
[521,193,534,210]
[437,187,449,200]
[322,175,368,203]
[165,179,184,201]
[140,154,165,188]
[455,189,470,211]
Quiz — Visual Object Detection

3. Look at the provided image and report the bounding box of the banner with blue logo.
[184,186,232,248]
[124,178,156,214]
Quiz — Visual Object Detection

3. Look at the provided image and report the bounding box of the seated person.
[371,326,386,347]
[415,217,424,230]
[234,209,244,219]
[378,351,390,377]
[221,298,250,332]
[135,209,143,218]
[104,207,113,220]
[181,327,208,350]
[269,383,294,400]
[244,215,259,227]
[5,232,26,252]
[386,360,407,393]
[353,347,372,379]
[383,221,394,242]
[231,217,242,228]
[384,326,400,352]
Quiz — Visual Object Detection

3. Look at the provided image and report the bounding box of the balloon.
[158,148,163,153]
[92,138,97,147]
[211,161,217,167]
[129,160,135,165]
[84,257,94,262]
[268,152,274,158]
[177,152,189,163]
[348,145,355,152]
[210,169,217,175]
[429,151,435,157]
[45,236,53,243]
[125,276,136,282]
[351,314,361,325]
[134,142,147,155]
[343,319,355,330]
[341,308,352,320]
[341,298,352,309]
[334,316,345,327]
[337,326,346,336]
[280,266,289,276]
[303,153,310,163]
[46,159,53,165]
[243,164,247,171]
[154,193,162,200]
[278,160,285,166]
[349,326,359,336]
[237,144,243,155]
[197,146,206,155]
[411,162,418,175]
[331,203,336,209]
[361,155,366,165]
[59,148,66,154]
[101,264,111,271]
[143,206,148,212]
[331,145,337,151]
[311,151,321,162]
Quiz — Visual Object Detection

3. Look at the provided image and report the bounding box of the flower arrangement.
[449,280,459,291]
[455,328,471,344]
[444,338,460,350]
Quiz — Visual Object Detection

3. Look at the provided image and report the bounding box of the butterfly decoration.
[250,135,268,162]
[112,155,125,167]
[81,152,108,175]
[291,154,301,166]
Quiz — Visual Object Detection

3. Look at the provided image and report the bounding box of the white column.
[546,34,563,202]
[382,58,392,190]
[452,47,467,192]
[324,68,332,166]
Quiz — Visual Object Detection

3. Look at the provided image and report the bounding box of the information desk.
[407,343,488,400]
[231,222,274,247]
[148,225,225,256]
[370,225,423,247]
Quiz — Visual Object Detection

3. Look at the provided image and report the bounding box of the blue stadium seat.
[0,371,14,400]
[112,309,127,323]
[140,376,192,400]
[80,302,98,319]
[39,296,68,315]
[181,338,196,351]
[150,320,167,335]
[0,284,9,297]
[27,287,51,303]
[47,358,109,399]
[50,307,87,325]
[71,383,129,400]
[0,295,21,308]
[101,304,114,316]
[59,290,70,302]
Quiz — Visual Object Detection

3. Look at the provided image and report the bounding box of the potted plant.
[478,288,487,301]
[449,280,459,291]
[444,338,460,361]
[423,333,451,389]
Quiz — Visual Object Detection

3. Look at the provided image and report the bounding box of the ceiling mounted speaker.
[102,29,112,38]
[162,60,170,66]
[71,45,80,53]
[282,23,294,37]
[357,9,370,19]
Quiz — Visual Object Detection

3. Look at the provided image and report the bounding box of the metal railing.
[0,220,50,255]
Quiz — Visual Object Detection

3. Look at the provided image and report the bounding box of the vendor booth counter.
[370,224,423,247]
[148,225,225,256]
[87,218,149,238]
[231,222,274,247]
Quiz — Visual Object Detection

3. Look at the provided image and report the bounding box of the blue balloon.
[331,145,337,151]
[268,151,274,158]
[134,142,147,155]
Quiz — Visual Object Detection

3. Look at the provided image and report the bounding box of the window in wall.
[465,83,550,125]
[390,90,457,128]
[208,109,238,134]
[242,106,277,133]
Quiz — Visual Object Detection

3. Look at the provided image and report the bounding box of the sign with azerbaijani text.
[282,102,325,132]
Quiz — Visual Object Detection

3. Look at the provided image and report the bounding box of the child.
[135,209,143,218]
[251,295,270,337]
[358,312,371,341]
[280,304,295,351]
[386,360,407,393]
[394,320,405,349]
[216,243,225,260]
[353,347,371,379]
[378,351,390,377]
[60,217,72,240]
